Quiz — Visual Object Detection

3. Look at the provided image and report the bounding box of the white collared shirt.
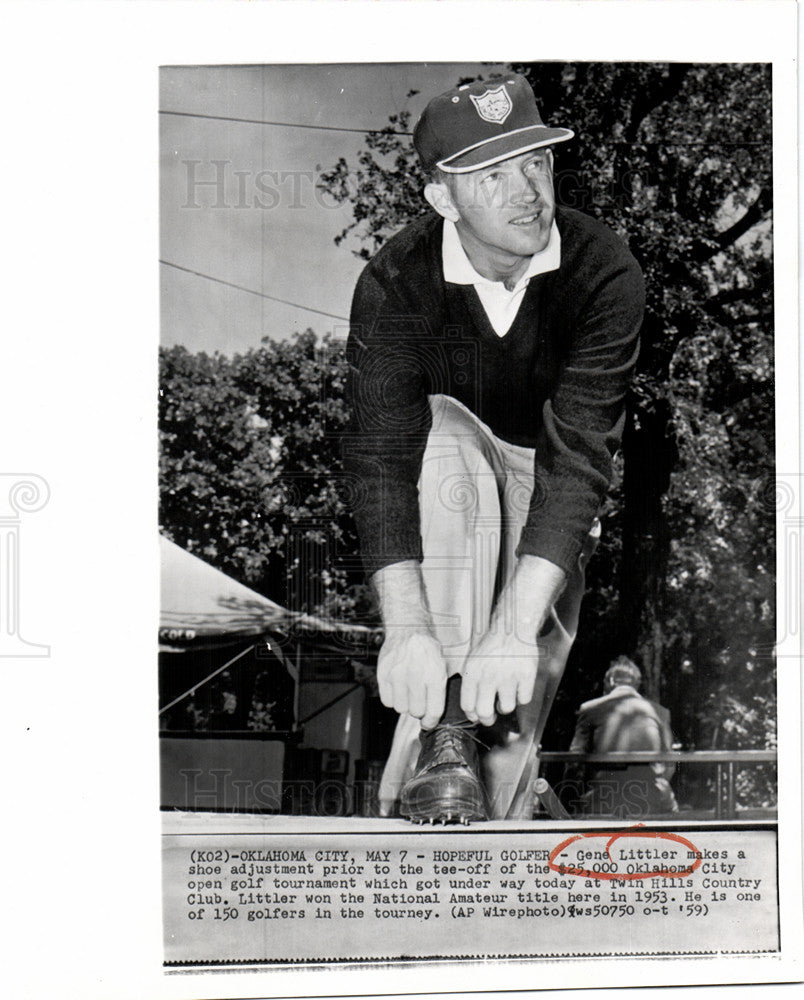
[441,219,561,337]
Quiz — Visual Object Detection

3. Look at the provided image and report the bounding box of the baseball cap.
[413,74,573,174]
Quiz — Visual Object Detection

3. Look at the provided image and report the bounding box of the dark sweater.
[344,206,644,578]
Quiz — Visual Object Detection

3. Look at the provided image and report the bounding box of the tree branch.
[705,271,772,309]
[624,64,690,143]
[690,188,772,262]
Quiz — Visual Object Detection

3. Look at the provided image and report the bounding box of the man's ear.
[424,180,460,222]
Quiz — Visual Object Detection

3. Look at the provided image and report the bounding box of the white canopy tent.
[158,536,380,812]
[160,536,288,648]
[160,535,376,650]
[159,534,378,716]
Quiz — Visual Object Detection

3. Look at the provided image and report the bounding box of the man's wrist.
[371,559,433,631]
[489,554,566,640]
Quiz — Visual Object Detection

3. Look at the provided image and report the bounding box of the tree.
[159,331,371,622]
[317,63,776,782]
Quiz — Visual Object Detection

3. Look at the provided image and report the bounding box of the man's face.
[444,148,556,262]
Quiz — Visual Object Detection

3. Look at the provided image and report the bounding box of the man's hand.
[461,632,538,727]
[372,559,448,729]
[377,628,448,730]
[461,554,567,727]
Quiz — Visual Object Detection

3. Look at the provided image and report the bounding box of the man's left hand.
[460,632,539,727]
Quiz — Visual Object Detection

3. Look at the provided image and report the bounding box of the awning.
[159,535,379,650]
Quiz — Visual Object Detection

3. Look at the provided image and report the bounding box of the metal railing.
[538,750,777,820]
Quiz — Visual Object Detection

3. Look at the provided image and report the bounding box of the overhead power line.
[160,259,350,321]
[160,109,765,147]
[159,109,413,137]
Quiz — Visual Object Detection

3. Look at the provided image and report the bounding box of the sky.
[160,62,508,355]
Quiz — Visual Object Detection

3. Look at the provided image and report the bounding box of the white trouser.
[378,394,598,819]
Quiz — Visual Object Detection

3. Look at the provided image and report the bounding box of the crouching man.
[344,73,644,823]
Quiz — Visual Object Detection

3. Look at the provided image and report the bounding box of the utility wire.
[159,108,413,137]
[160,260,350,321]
[159,111,765,146]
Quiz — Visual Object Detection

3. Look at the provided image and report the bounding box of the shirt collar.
[442,218,561,290]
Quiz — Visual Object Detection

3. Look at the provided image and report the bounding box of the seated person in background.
[566,656,678,818]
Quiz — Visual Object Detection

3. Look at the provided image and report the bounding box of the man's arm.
[344,220,442,579]
[372,560,448,730]
[568,710,593,754]
[463,236,643,725]
[374,554,566,730]
[655,703,677,780]
[344,306,430,578]
[344,232,454,730]
[565,706,594,792]
[518,232,645,575]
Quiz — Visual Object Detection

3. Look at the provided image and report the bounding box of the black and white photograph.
[159,57,785,965]
[2,1,801,998]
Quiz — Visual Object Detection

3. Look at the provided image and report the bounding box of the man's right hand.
[377,628,447,730]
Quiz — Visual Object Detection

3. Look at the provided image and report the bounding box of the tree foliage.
[159,331,370,621]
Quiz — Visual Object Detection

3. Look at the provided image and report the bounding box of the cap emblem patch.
[469,85,513,124]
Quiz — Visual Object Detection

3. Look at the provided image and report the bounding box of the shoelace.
[426,723,486,765]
